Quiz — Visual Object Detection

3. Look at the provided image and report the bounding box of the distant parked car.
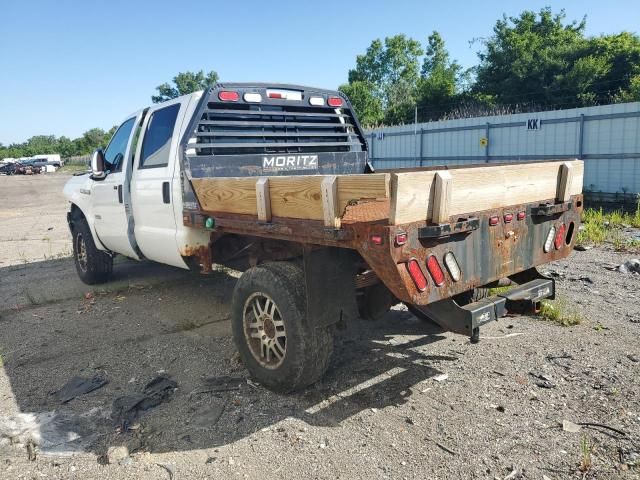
[0,162,17,175]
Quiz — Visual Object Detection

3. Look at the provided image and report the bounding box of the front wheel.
[72,217,113,285]
[231,262,333,393]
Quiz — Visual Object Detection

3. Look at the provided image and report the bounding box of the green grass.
[579,434,592,473]
[538,298,583,327]
[56,164,89,174]
[577,199,640,250]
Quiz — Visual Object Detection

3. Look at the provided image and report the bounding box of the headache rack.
[188,85,367,157]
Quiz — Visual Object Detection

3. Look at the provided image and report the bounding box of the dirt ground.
[0,174,639,479]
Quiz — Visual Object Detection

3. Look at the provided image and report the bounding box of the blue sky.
[1,0,638,144]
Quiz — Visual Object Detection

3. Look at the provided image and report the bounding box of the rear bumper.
[415,270,555,337]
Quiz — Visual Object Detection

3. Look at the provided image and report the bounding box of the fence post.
[578,114,585,160]
[418,128,423,167]
[485,122,490,162]
[369,132,375,167]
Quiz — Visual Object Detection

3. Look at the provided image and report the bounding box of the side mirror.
[90,149,106,180]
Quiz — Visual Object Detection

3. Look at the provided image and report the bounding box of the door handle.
[162,182,170,204]
[117,185,123,204]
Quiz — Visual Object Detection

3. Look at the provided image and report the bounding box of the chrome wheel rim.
[76,233,88,272]
[243,292,286,369]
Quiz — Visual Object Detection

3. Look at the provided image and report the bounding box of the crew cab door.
[92,113,143,258]
[130,97,190,268]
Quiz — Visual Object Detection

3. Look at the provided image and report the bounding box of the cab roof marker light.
[267,89,303,101]
[218,90,239,102]
[243,92,262,103]
[309,96,325,106]
[544,226,556,253]
[443,252,461,282]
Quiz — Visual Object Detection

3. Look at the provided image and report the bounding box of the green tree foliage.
[338,81,384,126]
[152,70,219,103]
[343,33,464,124]
[416,32,463,120]
[0,128,116,160]
[347,35,423,124]
[474,8,640,107]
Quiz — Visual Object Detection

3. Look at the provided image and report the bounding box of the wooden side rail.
[189,159,583,228]
[191,173,390,228]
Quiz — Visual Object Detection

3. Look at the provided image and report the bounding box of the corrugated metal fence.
[367,102,640,203]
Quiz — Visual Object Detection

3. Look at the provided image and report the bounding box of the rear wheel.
[72,217,113,285]
[357,282,396,321]
[231,262,333,392]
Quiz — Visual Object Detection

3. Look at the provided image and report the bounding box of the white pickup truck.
[64,83,583,392]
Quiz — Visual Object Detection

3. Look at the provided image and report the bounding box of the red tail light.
[554,223,566,249]
[268,92,283,99]
[327,96,343,107]
[370,234,384,245]
[504,213,513,223]
[395,232,407,246]
[218,91,239,102]
[517,211,526,221]
[406,259,428,291]
[426,255,445,286]
[489,216,500,226]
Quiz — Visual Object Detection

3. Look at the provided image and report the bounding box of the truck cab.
[64,92,211,275]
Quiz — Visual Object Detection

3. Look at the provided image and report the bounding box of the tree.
[338,81,384,126]
[474,8,588,106]
[416,32,463,120]
[348,35,423,112]
[152,70,219,103]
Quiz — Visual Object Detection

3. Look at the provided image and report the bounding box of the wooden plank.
[556,161,574,202]
[192,173,390,222]
[321,175,340,228]
[255,177,271,222]
[432,171,453,224]
[389,160,584,225]
[269,176,324,220]
[389,170,437,225]
[337,173,389,214]
[191,177,257,215]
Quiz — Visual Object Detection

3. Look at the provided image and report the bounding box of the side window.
[104,117,135,172]
[139,104,180,168]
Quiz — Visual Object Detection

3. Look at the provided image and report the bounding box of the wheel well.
[68,204,86,232]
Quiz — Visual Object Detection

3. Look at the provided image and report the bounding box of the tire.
[72,217,113,285]
[357,282,395,321]
[231,262,333,393]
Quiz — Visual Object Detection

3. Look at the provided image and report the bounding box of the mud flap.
[303,246,359,328]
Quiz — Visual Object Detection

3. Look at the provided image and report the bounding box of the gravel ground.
[1,175,639,479]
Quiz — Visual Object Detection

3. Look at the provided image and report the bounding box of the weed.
[24,290,38,306]
[0,353,4,368]
[538,298,583,327]
[488,285,512,296]
[579,434,592,473]
[577,201,640,250]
